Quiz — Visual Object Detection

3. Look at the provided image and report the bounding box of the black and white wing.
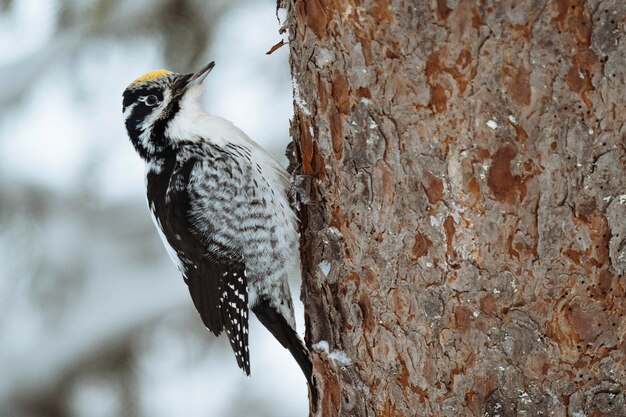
[185,254,250,374]
[148,157,250,374]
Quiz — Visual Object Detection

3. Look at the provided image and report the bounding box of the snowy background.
[0,1,309,416]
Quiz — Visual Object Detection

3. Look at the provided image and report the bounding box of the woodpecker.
[122,62,317,406]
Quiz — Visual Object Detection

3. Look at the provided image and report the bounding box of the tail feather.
[252,297,319,411]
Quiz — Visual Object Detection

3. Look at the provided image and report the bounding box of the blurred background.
[0,0,307,416]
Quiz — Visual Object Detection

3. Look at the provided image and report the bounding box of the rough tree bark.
[284,1,626,416]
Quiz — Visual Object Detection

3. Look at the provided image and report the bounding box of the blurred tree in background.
[0,1,306,416]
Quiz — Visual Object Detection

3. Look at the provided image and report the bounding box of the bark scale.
[285,1,626,416]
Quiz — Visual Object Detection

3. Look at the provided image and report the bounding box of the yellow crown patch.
[128,69,173,88]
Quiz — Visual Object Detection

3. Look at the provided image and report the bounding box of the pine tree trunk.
[285,1,626,416]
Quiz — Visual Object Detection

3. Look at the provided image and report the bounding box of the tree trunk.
[285,1,626,416]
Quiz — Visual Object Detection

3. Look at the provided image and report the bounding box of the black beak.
[176,61,215,95]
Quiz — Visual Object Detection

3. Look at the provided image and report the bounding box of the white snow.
[312,340,330,353]
[292,79,311,116]
[318,260,331,277]
[429,215,443,228]
[315,47,334,68]
[328,350,352,366]
[313,340,352,366]
[326,226,343,238]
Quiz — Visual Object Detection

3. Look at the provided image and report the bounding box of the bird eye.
[144,95,159,106]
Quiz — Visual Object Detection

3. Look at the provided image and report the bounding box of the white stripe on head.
[135,89,172,153]
[123,102,137,120]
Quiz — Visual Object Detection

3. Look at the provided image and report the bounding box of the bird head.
[122,61,215,161]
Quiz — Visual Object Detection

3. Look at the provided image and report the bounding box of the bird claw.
[290,165,319,207]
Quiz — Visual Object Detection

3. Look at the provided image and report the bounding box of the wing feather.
[151,156,250,374]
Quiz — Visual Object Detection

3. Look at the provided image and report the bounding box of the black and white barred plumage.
[122,63,317,405]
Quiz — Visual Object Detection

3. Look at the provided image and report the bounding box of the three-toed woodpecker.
[122,62,317,406]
